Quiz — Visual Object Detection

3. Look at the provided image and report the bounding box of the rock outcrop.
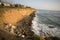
[0,2,36,40]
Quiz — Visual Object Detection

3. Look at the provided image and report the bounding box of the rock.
[0,2,36,40]
[48,25,55,28]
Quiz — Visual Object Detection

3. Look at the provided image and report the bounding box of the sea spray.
[31,11,60,37]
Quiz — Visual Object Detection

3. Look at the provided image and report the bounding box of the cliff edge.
[0,2,36,40]
[1,8,35,25]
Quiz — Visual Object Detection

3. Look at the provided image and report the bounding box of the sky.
[1,0,60,11]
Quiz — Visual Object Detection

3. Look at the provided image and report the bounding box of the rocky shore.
[0,2,37,40]
[0,2,60,40]
[0,11,36,40]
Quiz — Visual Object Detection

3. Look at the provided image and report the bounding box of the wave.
[31,13,60,37]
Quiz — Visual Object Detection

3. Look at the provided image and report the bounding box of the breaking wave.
[31,11,60,37]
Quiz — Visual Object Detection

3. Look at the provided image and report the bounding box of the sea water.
[31,10,60,37]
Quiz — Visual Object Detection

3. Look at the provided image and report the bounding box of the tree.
[15,4,18,7]
[1,3,4,6]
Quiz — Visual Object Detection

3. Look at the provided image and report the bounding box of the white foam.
[31,13,60,37]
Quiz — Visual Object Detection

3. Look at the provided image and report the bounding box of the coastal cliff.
[1,8,35,25]
[0,2,37,40]
[0,2,60,40]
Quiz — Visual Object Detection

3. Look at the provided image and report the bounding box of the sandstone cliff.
[0,2,37,40]
[0,8,35,28]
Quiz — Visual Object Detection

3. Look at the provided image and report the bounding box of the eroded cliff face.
[0,8,36,28]
[0,6,36,40]
[1,8,35,25]
[0,2,37,40]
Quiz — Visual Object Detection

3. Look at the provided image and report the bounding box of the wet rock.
[48,25,55,28]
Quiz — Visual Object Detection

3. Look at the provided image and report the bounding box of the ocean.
[31,10,60,37]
